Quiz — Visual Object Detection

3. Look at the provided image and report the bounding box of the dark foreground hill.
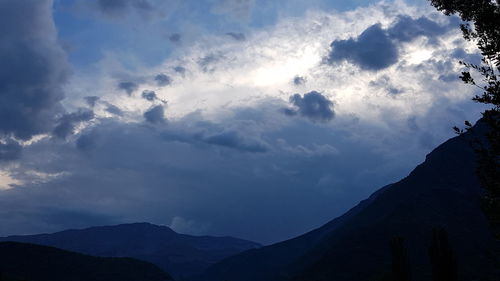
[0,242,172,281]
[0,223,260,279]
[195,121,500,281]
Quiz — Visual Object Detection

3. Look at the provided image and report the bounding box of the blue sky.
[0,0,486,244]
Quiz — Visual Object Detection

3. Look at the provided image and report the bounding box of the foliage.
[429,0,500,239]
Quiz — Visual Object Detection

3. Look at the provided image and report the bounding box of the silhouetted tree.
[429,228,458,281]
[390,237,412,281]
[429,0,500,240]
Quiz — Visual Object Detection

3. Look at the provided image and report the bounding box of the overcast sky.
[0,0,486,244]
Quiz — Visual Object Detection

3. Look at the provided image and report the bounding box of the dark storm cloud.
[144,105,165,124]
[84,96,100,107]
[53,109,95,139]
[118,81,139,95]
[0,141,22,161]
[142,90,157,101]
[204,131,268,153]
[105,103,124,116]
[174,66,187,76]
[327,24,398,71]
[326,16,454,71]
[387,15,450,43]
[160,119,270,153]
[293,76,306,86]
[226,32,246,41]
[0,106,430,243]
[285,91,335,122]
[0,0,69,141]
[155,74,172,87]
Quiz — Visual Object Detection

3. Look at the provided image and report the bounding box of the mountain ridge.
[194,120,500,281]
[0,222,260,279]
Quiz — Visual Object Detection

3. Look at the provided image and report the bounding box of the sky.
[0,0,487,244]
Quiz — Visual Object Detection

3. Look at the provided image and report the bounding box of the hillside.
[0,242,172,281]
[0,222,259,279]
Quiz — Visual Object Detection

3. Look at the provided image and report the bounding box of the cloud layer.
[0,0,486,244]
[0,0,68,141]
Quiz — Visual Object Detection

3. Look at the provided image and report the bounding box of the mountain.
[0,223,260,279]
[194,121,500,281]
[0,241,172,281]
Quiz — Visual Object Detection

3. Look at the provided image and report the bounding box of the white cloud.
[66,1,475,128]
[0,171,20,190]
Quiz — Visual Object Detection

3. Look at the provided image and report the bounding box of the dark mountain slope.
[0,242,172,281]
[294,126,499,281]
[0,223,260,279]
[196,122,499,281]
[192,184,392,281]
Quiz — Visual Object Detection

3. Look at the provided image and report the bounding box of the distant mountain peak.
[0,222,260,279]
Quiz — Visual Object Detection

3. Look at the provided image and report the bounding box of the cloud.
[169,216,211,235]
[285,91,335,122]
[118,81,139,95]
[0,0,69,141]
[226,32,246,41]
[326,15,454,71]
[327,23,398,71]
[211,0,255,21]
[76,128,100,152]
[84,96,100,108]
[173,66,186,76]
[293,76,306,86]
[144,105,166,124]
[198,53,225,72]
[53,109,95,139]
[1,102,448,243]
[141,90,158,101]
[160,117,270,153]
[90,0,172,21]
[369,75,404,95]
[451,48,482,65]
[154,74,172,87]
[0,1,484,244]
[104,103,124,116]
[387,15,452,43]
[0,141,22,161]
[203,130,269,153]
[168,33,181,44]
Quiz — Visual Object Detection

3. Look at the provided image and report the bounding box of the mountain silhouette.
[194,120,500,281]
[0,242,172,281]
[0,222,260,279]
